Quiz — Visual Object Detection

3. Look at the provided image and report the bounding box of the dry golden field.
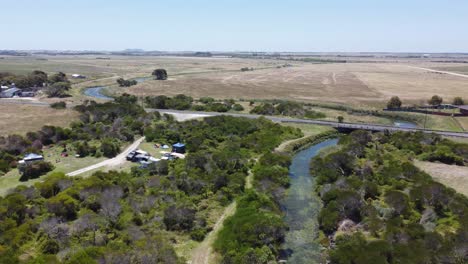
[0,103,78,136]
[125,61,468,107]
[1,55,467,108]
[415,160,468,197]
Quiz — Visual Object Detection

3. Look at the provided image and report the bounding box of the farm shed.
[0,88,21,98]
[456,105,468,116]
[72,74,86,79]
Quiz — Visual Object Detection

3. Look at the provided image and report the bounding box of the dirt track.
[189,202,237,264]
[407,66,468,79]
[66,137,145,177]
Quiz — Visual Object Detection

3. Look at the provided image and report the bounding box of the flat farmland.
[126,61,468,107]
[1,55,467,108]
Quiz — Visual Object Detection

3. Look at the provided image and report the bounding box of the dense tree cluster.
[214,152,293,263]
[0,94,153,176]
[144,95,244,112]
[45,82,71,98]
[251,101,326,119]
[0,70,73,98]
[0,105,301,263]
[311,130,468,263]
[0,70,48,88]
[389,132,468,166]
[116,78,137,87]
[19,161,54,182]
[144,94,194,110]
[152,69,168,80]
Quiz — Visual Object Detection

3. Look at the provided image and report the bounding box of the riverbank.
[277,130,340,154]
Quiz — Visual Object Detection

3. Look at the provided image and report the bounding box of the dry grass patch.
[455,117,468,131]
[0,104,79,136]
[415,160,468,197]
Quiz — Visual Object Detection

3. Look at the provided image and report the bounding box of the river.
[280,138,339,263]
[83,76,152,100]
[393,120,418,128]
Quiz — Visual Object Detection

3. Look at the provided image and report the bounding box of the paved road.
[66,137,145,177]
[407,66,468,79]
[149,109,468,138]
[0,98,49,106]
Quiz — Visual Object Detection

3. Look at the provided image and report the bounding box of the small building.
[172,143,186,154]
[18,153,44,167]
[0,88,22,98]
[72,74,86,79]
[1,85,9,90]
[456,105,468,116]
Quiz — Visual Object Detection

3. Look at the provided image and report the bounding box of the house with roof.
[455,105,468,116]
[72,74,86,79]
[0,88,22,98]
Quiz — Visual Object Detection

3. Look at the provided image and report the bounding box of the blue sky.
[2,0,467,52]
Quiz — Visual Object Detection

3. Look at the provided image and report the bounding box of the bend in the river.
[83,76,152,100]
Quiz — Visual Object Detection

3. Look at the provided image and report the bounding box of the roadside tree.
[45,82,71,98]
[453,97,465,105]
[387,96,402,109]
[428,95,443,106]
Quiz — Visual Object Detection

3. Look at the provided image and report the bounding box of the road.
[0,98,49,106]
[66,137,145,177]
[407,66,468,79]
[149,109,468,138]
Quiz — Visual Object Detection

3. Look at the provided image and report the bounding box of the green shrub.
[232,103,244,111]
[50,101,66,109]
[100,138,121,158]
[305,110,326,119]
[20,161,54,181]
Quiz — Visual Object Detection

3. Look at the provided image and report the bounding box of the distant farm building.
[172,143,186,154]
[72,74,86,79]
[0,88,22,98]
[0,88,35,98]
[456,105,468,116]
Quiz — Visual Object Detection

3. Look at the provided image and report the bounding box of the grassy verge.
[278,130,340,154]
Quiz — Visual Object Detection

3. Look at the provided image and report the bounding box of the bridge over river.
[147,109,468,139]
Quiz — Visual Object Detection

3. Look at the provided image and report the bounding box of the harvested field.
[0,103,78,136]
[415,160,468,197]
[127,62,468,107]
[2,55,467,108]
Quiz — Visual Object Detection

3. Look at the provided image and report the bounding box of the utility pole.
[423,109,428,129]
